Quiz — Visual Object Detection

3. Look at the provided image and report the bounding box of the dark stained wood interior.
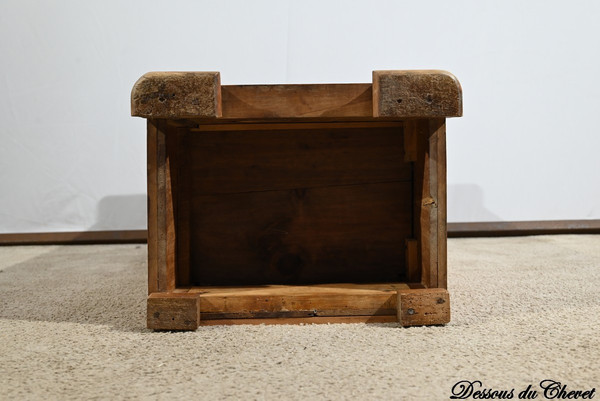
[181,123,413,285]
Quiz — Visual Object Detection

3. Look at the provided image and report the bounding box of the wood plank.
[131,72,221,118]
[146,121,158,293]
[414,119,446,289]
[199,315,397,326]
[372,70,462,118]
[147,293,200,330]
[397,288,450,326]
[405,239,419,282]
[437,122,448,289]
[221,84,372,119]
[176,128,191,286]
[0,230,147,245]
[187,125,409,195]
[190,181,413,286]
[165,127,178,291]
[194,282,413,318]
[155,121,168,292]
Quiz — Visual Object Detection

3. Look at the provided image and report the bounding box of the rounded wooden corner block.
[397,288,450,326]
[131,71,222,119]
[373,70,462,118]
[147,293,201,331]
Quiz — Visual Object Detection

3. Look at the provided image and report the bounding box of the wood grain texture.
[147,293,200,330]
[176,128,191,286]
[146,121,159,293]
[155,121,168,291]
[187,125,408,195]
[413,119,447,289]
[373,70,462,118]
[405,239,419,282]
[199,315,397,326]
[190,181,412,285]
[131,72,221,118]
[397,288,450,326]
[221,84,372,119]
[192,282,412,319]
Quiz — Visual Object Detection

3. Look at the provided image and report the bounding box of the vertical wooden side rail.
[413,118,447,289]
[146,120,159,294]
[147,120,200,330]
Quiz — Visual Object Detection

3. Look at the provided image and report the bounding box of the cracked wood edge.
[132,72,221,118]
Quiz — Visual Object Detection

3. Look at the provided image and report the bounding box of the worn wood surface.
[373,70,462,118]
[189,282,413,319]
[190,181,412,285]
[147,120,178,292]
[147,293,200,330]
[199,315,397,326]
[146,121,159,293]
[221,84,372,119]
[135,71,459,327]
[132,72,221,118]
[187,125,408,194]
[132,70,462,119]
[413,119,447,289]
[397,288,450,326]
[175,128,190,286]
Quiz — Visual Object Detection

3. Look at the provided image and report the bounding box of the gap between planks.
[189,121,404,132]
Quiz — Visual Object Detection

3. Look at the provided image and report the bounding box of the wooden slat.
[190,181,413,286]
[195,282,410,318]
[221,84,372,119]
[165,128,178,291]
[146,121,159,293]
[199,315,397,326]
[397,288,450,326]
[131,72,221,118]
[147,293,200,330]
[155,121,168,292]
[413,119,446,289]
[187,125,409,195]
[437,123,448,288]
[373,70,462,118]
[176,128,191,286]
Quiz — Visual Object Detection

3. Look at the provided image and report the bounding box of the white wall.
[1,0,599,233]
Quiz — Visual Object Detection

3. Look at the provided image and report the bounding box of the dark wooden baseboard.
[1,220,599,245]
[447,220,600,237]
[0,230,147,245]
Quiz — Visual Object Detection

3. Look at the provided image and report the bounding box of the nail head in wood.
[147,292,201,330]
[372,70,462,118]
[397,288,450,326]
[131,72,222,118]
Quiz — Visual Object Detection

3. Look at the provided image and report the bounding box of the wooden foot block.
[397,288,450,327]
[147,293,200,330]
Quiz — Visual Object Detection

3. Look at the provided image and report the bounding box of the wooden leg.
[397,288,450,327]
[412,118,447,289]
[147,293,201,330]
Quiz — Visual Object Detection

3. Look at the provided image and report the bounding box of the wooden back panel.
[182,123,412,285]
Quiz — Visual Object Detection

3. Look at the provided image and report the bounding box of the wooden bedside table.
[131,70,462,330]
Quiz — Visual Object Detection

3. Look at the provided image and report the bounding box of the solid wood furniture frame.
[131,70,462,330]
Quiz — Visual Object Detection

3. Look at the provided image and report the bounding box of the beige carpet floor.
[0,235,599,400]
